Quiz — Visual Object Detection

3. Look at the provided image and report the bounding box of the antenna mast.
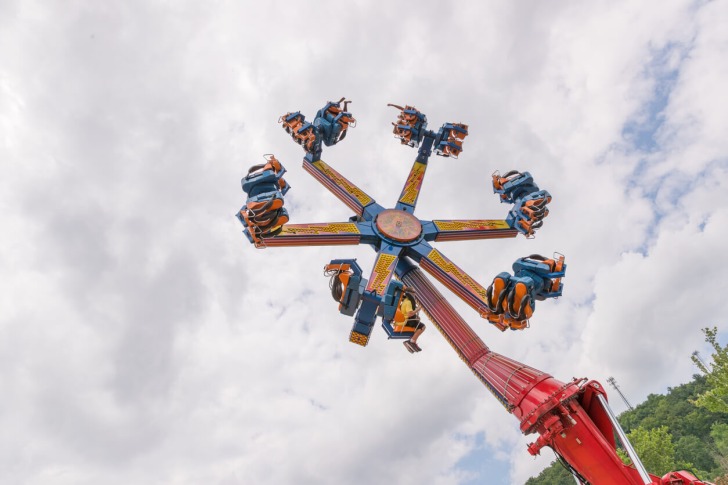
[607,376,634,411]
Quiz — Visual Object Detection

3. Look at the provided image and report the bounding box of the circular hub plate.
[375,209,422,243]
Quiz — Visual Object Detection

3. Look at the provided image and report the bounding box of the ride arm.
[349,245,402,346]
[389,104,469,213]
[424,219,519,242]
[409,244,565,331]
[395,154,431,212]
[408,242,499,324]
[256,221,378,248]
[278,99,381,220]
[238,156,380,248]
[302,157,383,221]
[396,258,708,485]
[394,131,435,212]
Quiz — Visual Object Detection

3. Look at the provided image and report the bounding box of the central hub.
[375,209,422,243]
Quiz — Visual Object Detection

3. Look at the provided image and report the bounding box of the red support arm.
[397,262,710,485]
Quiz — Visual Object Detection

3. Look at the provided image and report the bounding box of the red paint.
[401,266,710,485]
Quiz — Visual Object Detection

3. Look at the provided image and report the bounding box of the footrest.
[381,321,415,339]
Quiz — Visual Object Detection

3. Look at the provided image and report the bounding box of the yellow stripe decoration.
[399,162,426,205]
[434,220,510,231]
[367,253,397,295]
[279,223,360,236]
[312,160,373,206]
[426,249,487,300]
[349,331,370,346]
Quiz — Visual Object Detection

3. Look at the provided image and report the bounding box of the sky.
[1,1,727,484]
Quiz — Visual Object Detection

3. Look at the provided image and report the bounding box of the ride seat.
[381,321,415,339]
[381,290,417,339]
[280,112,317,152]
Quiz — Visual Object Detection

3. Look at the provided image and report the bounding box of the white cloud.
[1,1,726,484]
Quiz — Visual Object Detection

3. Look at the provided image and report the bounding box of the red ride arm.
[396,261,710,485]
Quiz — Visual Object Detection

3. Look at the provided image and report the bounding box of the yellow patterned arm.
[364,249,400,296]
[396,161,428,210]
[429,220,518,242]
[302,159,380,218]
[261,222,363,247]
[415,246,492,317]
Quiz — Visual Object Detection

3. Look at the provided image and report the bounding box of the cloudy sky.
[2,1,727,484]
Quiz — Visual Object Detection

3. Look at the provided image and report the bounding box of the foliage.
[620,426,689,477]
[620,377,723,439]
[712,423,728,474]
[692,327,728,414]
[524,457,572,485]
[713,423,728,455]
[676,434,716,474]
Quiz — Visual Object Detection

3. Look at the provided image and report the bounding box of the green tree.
[713,423,728,455]
[621,426,688,477]
[524,458,572,485]
[674,434,714,477]
[712,423,728,473]
[692,327,728,414]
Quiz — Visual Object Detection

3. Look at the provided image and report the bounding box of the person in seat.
[400,289,426,353]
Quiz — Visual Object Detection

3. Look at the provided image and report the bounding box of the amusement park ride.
[237,99,711,485]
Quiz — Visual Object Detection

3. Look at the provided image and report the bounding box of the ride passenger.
[400,289,425,353]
